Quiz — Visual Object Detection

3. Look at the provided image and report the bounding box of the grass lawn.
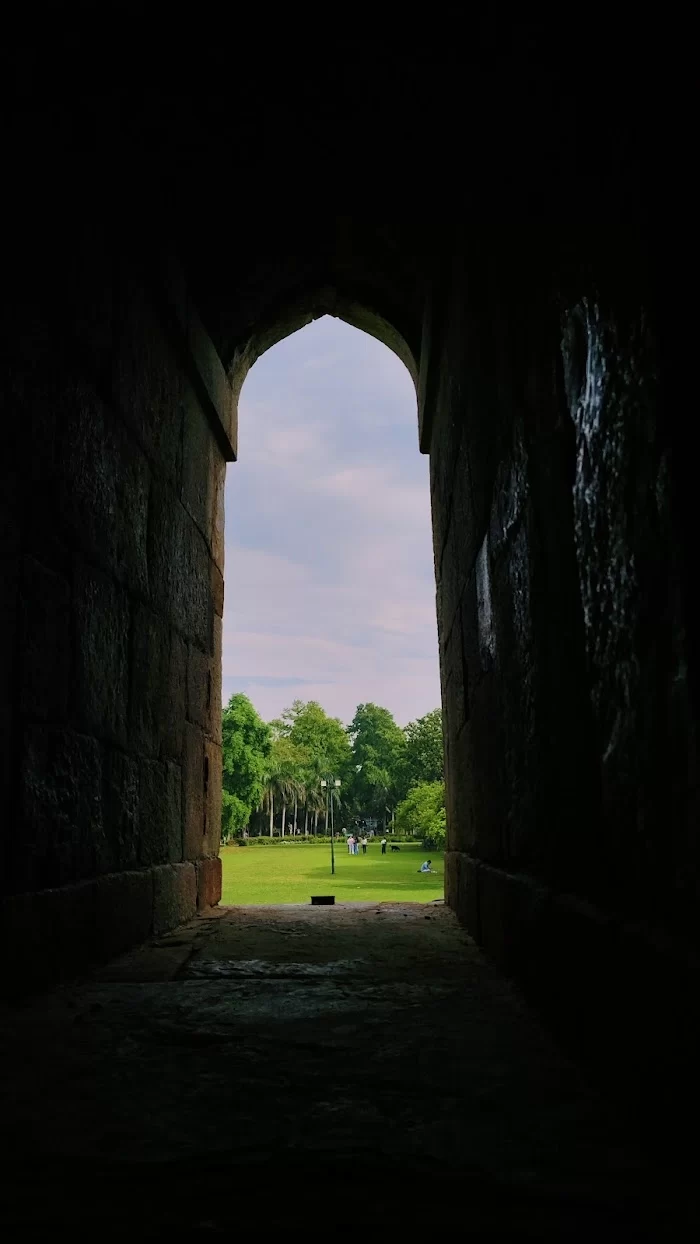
[220,841,444,905]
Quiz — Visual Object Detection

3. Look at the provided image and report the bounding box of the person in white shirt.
[419,860,434,873]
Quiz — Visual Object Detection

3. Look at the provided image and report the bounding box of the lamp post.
[321,777,341,875]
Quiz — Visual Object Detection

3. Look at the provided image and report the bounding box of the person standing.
[347,834,355,855]
[381,836,387,855]
[361,835,368,854]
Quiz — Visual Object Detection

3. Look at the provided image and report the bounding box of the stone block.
[443,615,467,742]
[100,747,140,873]
[181,389,215,541]
[445,851,479,939]
[187,630,222,743]
[140,758,183,866]
[429,466,450,589]
[428,388,461,535]
[148,482,212,648]
[196,856,222,910]
[147,481,181,622]
[182,722,205,860]
[187,643,212,734]
[204,739,222,857]
[113,274,185,486]
[19,727,102,890]
[19,557,71,722]
[59,384,149,593]
[210,457,226,572]
[463,676,507,864]
[444,722,475,853]
[73,561,129,745]
[3,879,97,993]
[450,434,480,589]
[130,606,186,760]
[164,631,188,759]
[211,558,224,621]
[438,514,463,647]
[211,614,222,744]
[94,868,154,959]
[153,862,197,934]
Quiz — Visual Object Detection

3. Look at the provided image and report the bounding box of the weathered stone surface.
[148,482,212,648]
[210,558,224,620]
[186,642,212,734]
[211,614,222,744]
[59,384,149,593]
[19,557,71,722]
[94,868,154,959]
[73,562,129,745]
[130,607,186,760]
[203,738,222,857]
[445,851,479,938]
[182,722,204,860]
[4,82,697,1173]
[3,879,96,991]
[113,275,185,485]
[443,610,467,741]
[181,387,215,541]
[100,747,139,873]
[1,905,672,1234]
[139,758,182,866]
[153,862,197,934]
[210,457,226,572]
[19,727,102,890]
[196,855,222,909]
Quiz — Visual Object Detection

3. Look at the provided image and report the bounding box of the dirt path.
[0,902,691,1233]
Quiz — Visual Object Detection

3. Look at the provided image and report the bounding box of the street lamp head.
[320,779,327,788]
[334,779,341,787]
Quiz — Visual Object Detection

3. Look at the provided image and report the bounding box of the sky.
[221,316,440,728]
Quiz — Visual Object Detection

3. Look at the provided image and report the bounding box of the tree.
[347,702,408,828]
[273,700,353,833]
[278,700,352,777]
[221,694,271,840]
[395,781,445,849]
[403,708,444,788]
[263,736,309,836]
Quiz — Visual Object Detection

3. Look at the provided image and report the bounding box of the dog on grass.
[390,844,401,852]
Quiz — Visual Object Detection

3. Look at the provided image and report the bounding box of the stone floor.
[0,902,695,1235]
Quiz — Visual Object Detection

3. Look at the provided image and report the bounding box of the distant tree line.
[221,695,445,849]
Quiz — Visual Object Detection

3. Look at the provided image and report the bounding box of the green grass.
[220,841,443,905]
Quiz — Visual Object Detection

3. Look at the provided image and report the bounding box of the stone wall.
[1,239,230,989]
[428,223,699,1111]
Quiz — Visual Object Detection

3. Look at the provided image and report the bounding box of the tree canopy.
[395,780,446,849]
[220,694,445,839]
[221,694,271,838]
[347,702,408,823]
[403,708,444,787]
[274,699,352,779]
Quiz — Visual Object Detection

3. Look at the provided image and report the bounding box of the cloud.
[223,317,440,726]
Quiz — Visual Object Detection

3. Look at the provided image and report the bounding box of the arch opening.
[226,285,420,433]
[218,314,443,904]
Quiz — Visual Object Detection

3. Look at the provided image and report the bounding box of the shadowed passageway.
[3,24,697,1236]
[0,903,687,1233]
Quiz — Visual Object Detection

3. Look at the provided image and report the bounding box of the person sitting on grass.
[419,859,435,873]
